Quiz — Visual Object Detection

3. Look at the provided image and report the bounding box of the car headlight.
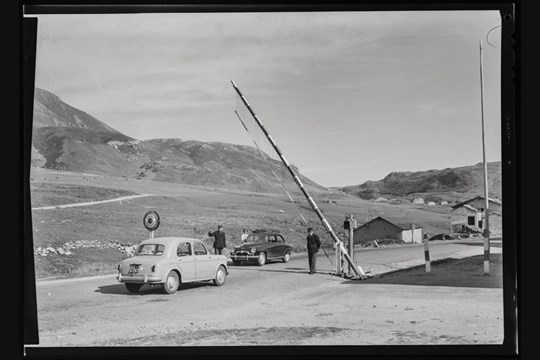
[250,248,256,254]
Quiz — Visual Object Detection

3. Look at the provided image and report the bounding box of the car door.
[271,235,285,257]
[276,235,289,257]
[193,242,215,280]
[176,242,195,282]
[266,235,277,258]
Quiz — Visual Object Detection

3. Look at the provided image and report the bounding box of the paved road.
[31,239,503,347]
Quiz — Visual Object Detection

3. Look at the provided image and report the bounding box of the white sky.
[30,11,502,187]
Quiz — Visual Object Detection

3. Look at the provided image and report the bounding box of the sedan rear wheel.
[162,271,180,294]
[282,253,291,263]
[257,252,266,266]
[213,266,227,286]
[125,283,143,293]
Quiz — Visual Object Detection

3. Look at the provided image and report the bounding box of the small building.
[412,197,424,204]
[353,216,423,244]
[440,200,449,206]
[453,196,502,213]
[427,201,436,206]
[375,197,388,202]
[451,196,502,235]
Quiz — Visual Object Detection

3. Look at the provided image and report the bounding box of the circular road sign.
[143,211,160,231]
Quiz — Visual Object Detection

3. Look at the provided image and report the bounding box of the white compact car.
[117,237,228,294]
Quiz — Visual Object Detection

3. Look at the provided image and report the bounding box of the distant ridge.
[338,162,502,203]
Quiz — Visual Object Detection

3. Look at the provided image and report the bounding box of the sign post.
[143,211,160,239]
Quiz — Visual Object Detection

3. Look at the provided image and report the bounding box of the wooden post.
[335,241,342,276]
[479,41,490,275]
[348,215,357,276]
[424,234,431,273]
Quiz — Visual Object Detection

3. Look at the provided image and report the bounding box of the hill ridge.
[339,161,502,203]
[31,88,323,194]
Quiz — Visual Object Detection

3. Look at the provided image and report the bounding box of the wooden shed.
[353,216,423,244]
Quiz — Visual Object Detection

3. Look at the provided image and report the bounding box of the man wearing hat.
[306,227,321,274]
[208,225,226,255]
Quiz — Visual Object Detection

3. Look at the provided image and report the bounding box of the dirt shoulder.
[365,253,503,288]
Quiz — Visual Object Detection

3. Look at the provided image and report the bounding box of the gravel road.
[31,239,503,346]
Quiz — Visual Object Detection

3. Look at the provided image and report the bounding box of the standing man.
[208,225,226,255]
[306,227,321,274]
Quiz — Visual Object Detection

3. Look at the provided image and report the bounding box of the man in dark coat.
[208,225,226,255]
[306,227,321,274]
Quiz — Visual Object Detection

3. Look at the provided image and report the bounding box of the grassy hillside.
[30,169,452,279]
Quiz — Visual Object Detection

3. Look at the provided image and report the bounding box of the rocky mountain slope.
[31,88,324,194]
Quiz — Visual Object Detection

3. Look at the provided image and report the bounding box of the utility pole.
[479,41,490,275]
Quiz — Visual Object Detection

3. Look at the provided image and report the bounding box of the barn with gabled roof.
[353,216,423,244]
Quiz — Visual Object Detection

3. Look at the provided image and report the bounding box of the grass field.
[30,168,454,279]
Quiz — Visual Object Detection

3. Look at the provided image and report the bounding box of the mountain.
[33,88,122,133]
[339,162,502,203]
[31,88,325,194]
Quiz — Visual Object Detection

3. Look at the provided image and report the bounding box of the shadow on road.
[341,254,503,289]
[95,281,213,295]
[454,241,502,248]
[228,267,309,275]
[226,265,337,276]
[229,260,286,266]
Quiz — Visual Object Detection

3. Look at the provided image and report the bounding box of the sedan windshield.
[136,244,165,255]
[246,234,267,242]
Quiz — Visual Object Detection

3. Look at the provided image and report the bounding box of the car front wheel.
[125,283,143,293]
[282,253,290,263]
[213,266,227,286]
[163,271,180,294]
[257,252,266,266]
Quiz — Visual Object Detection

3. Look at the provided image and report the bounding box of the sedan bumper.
[230,254,259,261]
[117,273,164,284]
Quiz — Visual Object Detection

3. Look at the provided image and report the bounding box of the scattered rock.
[35,240,137,257]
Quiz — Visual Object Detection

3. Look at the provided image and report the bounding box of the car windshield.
[246,234,268,242]
[136,244,165,256]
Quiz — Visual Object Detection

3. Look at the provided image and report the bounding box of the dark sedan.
[230,231,293,266]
